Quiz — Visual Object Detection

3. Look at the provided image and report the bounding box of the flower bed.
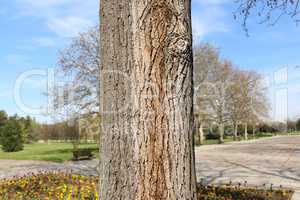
[197,183,293,200]
[0,172,294,200]
[0,172,98,200]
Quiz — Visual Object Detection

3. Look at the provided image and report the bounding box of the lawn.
[202,133,274,146]
[0,142,99,163]
[0,132,295,162]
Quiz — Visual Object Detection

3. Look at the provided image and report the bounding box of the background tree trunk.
[199,122,204,145]
[244,123,248,140]
[99,0,196,200]
[219,123,224,143]
[210,124,213,134]
[233,123,238,141]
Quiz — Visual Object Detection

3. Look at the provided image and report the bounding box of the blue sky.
[0,0,299,122]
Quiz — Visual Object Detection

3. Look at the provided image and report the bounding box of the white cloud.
[34,37,57,47]
[192,0,230,43]
[15,0,98,38]
[47,17,93,38]
[192,6,229,43]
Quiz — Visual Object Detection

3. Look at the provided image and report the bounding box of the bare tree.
[54,26,100,117]
[227,69,269,140]
[99,1,196,200]
[235,0,300,32]
[208,60,234,143]
[194,44,220,145]
[227,69,247,140]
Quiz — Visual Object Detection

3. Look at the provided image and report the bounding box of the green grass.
[203,138,234,145]
[0,142,98,163]
[1,132,299,162]
[277,131,300,136]
[201,132,278,146]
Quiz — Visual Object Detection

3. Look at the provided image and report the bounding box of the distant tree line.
[35,114,99,144]
[0,110,100,153]
[0,111,38,152]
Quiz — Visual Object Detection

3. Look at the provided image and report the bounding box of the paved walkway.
[195,136,300,199]
[0,160,98,179]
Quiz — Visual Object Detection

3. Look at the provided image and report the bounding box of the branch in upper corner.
[234,0,300,33]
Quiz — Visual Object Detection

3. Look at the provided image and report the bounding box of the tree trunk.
[244,123,248,140]
[210,124,213,134]
[219,123,224,143]
[99,1,196,200]
[233,123,238,141]
[252,124,256,138]
[199,122,204,145]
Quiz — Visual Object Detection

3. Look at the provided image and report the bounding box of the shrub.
[205,132,220,140]
[0,117,24,152]
[205,133,228,140]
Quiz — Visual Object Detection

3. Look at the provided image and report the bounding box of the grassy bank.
[200,133,275,146]
[0,142,98,162]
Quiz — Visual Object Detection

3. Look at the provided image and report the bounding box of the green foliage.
[296,119,300,131]
[0,111,7,127]
[0,117,24,152]
[18,115,37,143]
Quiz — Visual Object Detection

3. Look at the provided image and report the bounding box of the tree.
[297,118,300,131]
[0,111,7,127]
[194,44,220,145]
[55,26,100,116]
[233,71,252,140]
[18,116,38,143]
[227,69,268,140]
[287,119,297,132]
[235,0,300,32]
[207,60,234,143]
[0,117,24,152]
[99,1,196,199]
[227,69,247,140]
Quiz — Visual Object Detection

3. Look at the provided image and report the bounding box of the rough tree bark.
[99,0,196,200]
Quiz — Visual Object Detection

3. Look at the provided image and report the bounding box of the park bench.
[72,148,94,161]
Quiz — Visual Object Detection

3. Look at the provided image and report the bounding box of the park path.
[1,136,300,199]
[195,136,300,199]
[0,159,98,179]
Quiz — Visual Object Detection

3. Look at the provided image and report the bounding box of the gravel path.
[195,136,300,199]
[0,159,98,179]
